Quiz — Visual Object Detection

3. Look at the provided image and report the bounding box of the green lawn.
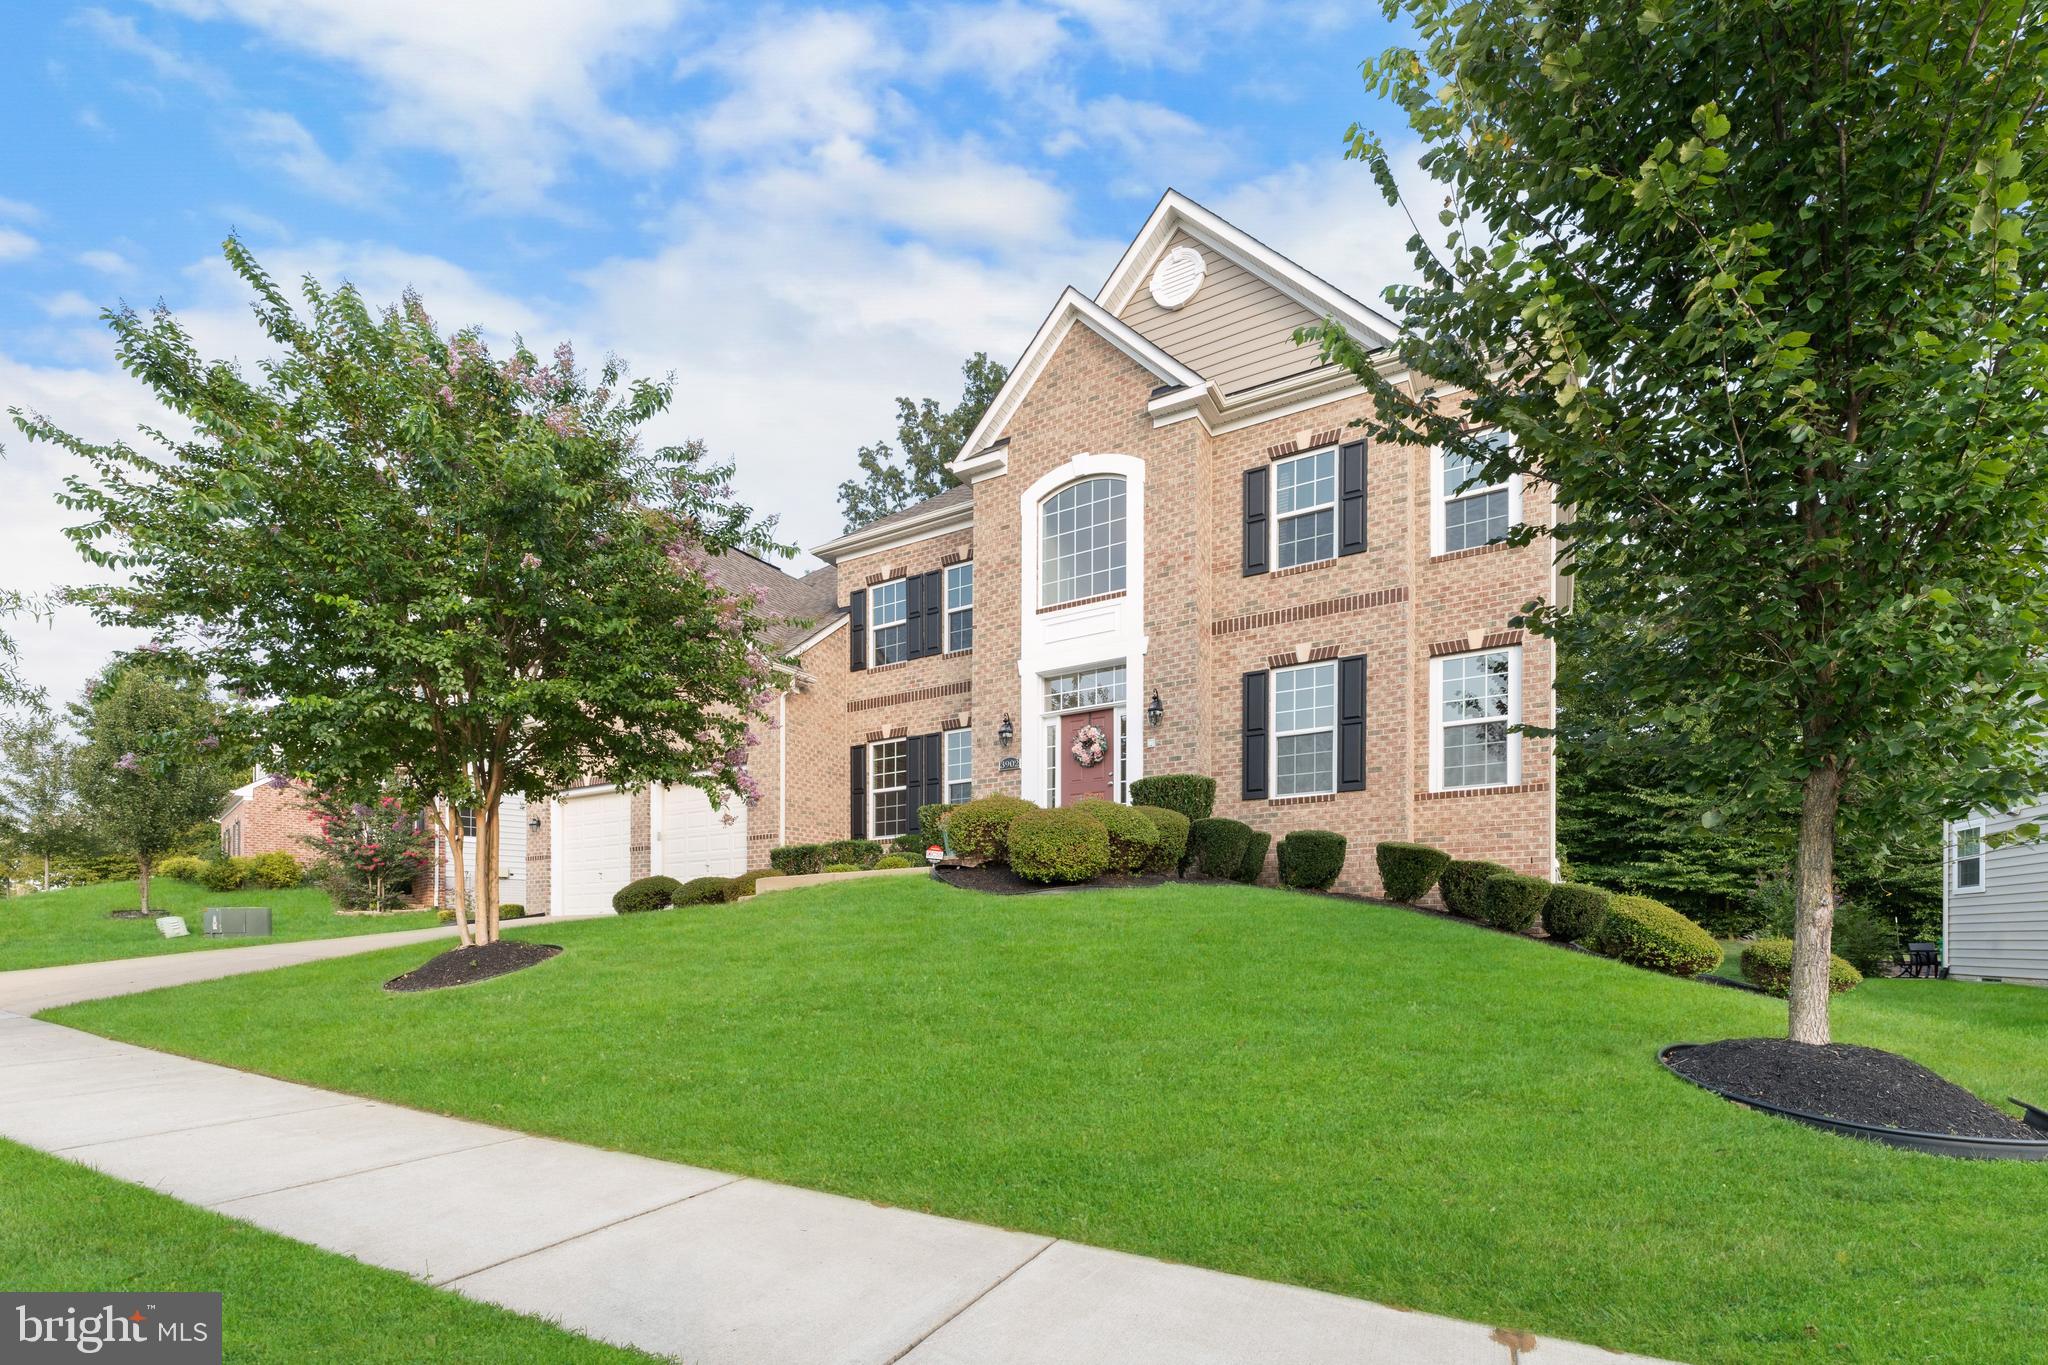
[0,1138,655,1363]
[0,879,442,971]
[47,880,2048,1364]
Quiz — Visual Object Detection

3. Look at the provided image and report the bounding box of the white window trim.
[945,728,973,805]
[1430,434,1521,557]
[868,577,910,668]
[1037,475,1129,610]
[867,737,910,840]
[1272,446,1338,571]
[944,561,974,654]
[1950,818,1987,895]
[1428,647,1523,792]
[1271,659,1339,798]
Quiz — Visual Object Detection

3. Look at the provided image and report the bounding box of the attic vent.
[1148,245,1205,310]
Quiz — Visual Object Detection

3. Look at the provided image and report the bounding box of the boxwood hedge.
[1374,842,1449,902]
[1007,807,1110,884]
[613,874,682,914]
[1481,873,1550,932]
[1133,805,1190,875]
[1073,798,1161,874]
[1589,894,1722,977]
[1439,859,1512,920]
[1186,817,1254,879]
[1128,774,1217,823]
[1740,938,1863,995]
[1278,830,1348,890]
[1541,884,1611,942]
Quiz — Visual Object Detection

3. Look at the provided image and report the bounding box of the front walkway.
[1,946,1666,1365]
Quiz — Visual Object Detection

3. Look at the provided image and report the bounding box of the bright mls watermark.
[4,1294,220,1363]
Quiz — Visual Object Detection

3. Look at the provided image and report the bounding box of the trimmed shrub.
[1128,774,1217,823]
[1740,938,1863,996]
[157,855,207,883]
[436,907,456,924]
[890,832,923,854]
[674,876,739,906]
[947,794,1036,864]
[1073,798,1161,874]
[499,903,527,920]
[1279,831,1349,890]
[822,838,884,869]
[244,851,303,889]
[613,874,682,914]
[822,862,861,873]
[1760,883,1902,977]
[769,844,827,875]
[1375,842,1449,902]
[1007,807,1111,884]
[1186,818,1254,879]
[1590,894,1722,976]
[874,855,916,869]
[1541,883,1611,942]
[195,858,246,892]
[1481,873,1551,932]
[1133,805,1190,875]
[917,803,956,849]
[728,869,784,898]
[1233,829,1272,884]
[1439,860,1512,919]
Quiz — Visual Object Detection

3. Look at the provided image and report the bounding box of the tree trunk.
[1787,764,1844,1045]
[436,803,472,948]
[41,853,50,892]
[477,799,500,945]
[137,855,153,915]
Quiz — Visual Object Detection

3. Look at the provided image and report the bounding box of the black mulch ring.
[384,941,562,993]
[1667,1037,2035,1139]
[934,864,1188,896]
[107,910,159,920]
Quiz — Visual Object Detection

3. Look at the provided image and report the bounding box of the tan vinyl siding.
[1946,802,2048,982]
[1119,231,1328,394]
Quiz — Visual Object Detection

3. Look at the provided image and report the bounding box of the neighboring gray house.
[1943,803,2048,984]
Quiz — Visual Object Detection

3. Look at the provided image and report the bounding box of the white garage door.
[557,790,632,917]
[661,784,748,879]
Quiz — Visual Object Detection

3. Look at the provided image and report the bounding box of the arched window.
[1039,476,1126,608]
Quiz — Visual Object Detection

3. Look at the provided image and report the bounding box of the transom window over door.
[1441,432,1512,553]
[1046,664,1126,713]
[868,738,909,838]
[1274,448,1336,568]
[1436,649,1517,789]
[1273,661,1337,796]
[870,580,909,665]
[1040,476,1126,608]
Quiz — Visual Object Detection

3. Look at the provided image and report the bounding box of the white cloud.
[38,293,100,320]
[76,249,136,276]
[1040,93,1229,195]
[77,6,231,97]
[0,228,38,263]
[151,0,684,205]
[688,10,904,154]
[233,110,383,206]
[0,197,39,222]
[926,2,1071,86]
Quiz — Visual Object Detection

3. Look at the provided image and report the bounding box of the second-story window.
[1040,476,1126,608]
[1439,431,1512,553]
[870,579,909,665]
[1274,448,1336,569]
[946,562,974,651]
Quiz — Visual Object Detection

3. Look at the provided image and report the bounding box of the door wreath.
[1069,723,1109,768]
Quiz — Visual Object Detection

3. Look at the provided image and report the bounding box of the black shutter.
[904,576,923,661]
[848,590,866,671]
[1338,654,1367,792]
[1339,440,1368,556]
[1242,467,1269,576]
[849,744,866,837]
[921,733,945,810]
[1241,670,1269,800]
[919,571,944,657]
[904,735,922,822]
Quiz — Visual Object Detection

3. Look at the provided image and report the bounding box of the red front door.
[1059,708,1115,805]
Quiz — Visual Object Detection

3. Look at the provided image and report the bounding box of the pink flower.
[197,734,220,750]
[520,552,541,570]
[437,385,456,407]
[116,752,139,772]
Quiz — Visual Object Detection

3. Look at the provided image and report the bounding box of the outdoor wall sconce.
[997,714,1015,748]
[1146,690,1164,727]
[528,816,543,830]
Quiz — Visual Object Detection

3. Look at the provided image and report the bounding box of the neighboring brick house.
[530,189,1562,907]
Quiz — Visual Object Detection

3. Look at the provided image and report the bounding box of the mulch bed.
[383,941,561,993]
[934,865,1185,896]
[1667,1037,2036,1138]
[106,910,158,920]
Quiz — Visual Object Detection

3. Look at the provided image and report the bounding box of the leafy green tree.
[1314,0,2048,1041]
[69,651,235,913]
[0,713,91,891]
[836,352,1007,530]
[19,240,787,945]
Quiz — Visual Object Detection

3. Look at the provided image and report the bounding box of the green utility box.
[202,906,272,937]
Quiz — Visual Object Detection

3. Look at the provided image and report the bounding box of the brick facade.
[217,781,321,864]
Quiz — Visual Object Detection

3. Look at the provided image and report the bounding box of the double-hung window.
[1274,447,1336,569]
[946,562,974,652]
[870,579,909,666]
[1952,821,1985,893]
[1040,477,1126,608]
[1438,432,1512,553]
[1273,661,1337,796]
[458,807,477,839]
[1434,649,1518,789]
[869,738,909,838]
[945,729,973,804]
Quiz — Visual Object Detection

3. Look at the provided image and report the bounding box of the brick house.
[528,190,1561,907]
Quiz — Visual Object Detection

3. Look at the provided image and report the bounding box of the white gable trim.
[1096,190,1401,352]
[952,288,1209,479]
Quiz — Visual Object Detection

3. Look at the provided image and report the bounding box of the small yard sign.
[157,916,190,938]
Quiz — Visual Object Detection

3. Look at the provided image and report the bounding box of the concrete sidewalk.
[1,949,1669,1364]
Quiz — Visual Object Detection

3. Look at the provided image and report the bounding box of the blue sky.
[1,1,1428,708]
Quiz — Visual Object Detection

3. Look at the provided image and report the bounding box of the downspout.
[778,687,788,845]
